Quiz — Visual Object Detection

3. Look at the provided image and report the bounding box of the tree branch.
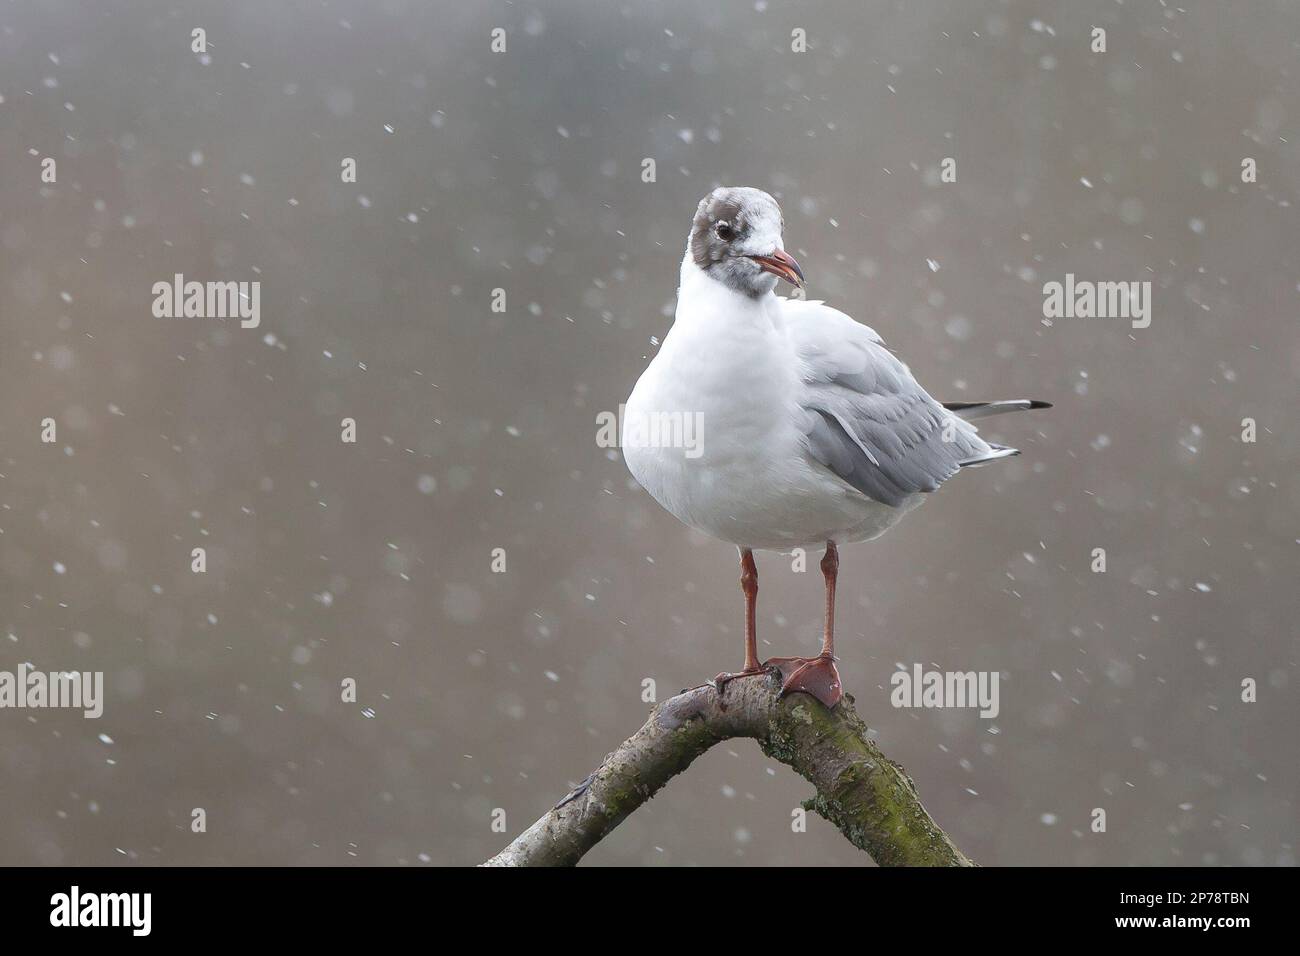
[484,670,973,866]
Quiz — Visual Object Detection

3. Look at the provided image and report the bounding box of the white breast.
[624,265,911,551]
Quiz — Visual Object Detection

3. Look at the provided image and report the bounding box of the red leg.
[766,541,843,708]
[820,540,837,658]
[713,549,767,697]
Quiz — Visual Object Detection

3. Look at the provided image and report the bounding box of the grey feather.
[788,301,993,508]
[959,443,1020,467]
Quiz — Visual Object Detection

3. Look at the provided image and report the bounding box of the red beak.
[749,249,805,289]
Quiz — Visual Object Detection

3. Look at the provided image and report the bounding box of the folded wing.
[783,298,997,508]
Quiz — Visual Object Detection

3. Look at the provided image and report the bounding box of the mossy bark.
[484,670,973,867]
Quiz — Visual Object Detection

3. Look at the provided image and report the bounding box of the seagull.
[623,186,1050,708]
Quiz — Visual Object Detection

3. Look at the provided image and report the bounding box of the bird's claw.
[765,653,843,709]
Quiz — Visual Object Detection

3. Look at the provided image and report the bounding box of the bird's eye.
[715,221,735,241]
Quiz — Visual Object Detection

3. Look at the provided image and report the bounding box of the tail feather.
[943,399,1052,421]
[958,442,1020,468]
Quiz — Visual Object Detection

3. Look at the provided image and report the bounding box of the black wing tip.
[941,399,1053,411]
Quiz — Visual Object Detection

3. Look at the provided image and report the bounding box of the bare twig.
[484,670,973,866]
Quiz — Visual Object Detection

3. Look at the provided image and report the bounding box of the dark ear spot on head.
[691,196,743,270]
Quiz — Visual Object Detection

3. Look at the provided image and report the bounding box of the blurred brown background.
[0,0,1296,866]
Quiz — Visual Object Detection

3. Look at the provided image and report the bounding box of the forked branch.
[485,671,973,867]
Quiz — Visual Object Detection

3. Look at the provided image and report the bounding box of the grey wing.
[787,301,995,508]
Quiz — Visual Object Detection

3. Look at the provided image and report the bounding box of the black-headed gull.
[623,186,1050,707]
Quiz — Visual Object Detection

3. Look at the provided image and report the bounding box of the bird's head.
[687,186,804,298]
